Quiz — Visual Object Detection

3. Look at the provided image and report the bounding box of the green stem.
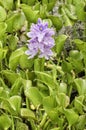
[25,69,29,80]
[43,119,51,130]
[26,97,30,109]
[39,113,47,129]
[68,125,71,130]
[17,0,20,8]
[11,116,15,130]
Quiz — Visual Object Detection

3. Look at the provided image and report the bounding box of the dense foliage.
[0,0,86,129]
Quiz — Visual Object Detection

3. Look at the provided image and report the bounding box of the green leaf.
[1,99,16,115]
[64,6,77,21]
[47,0,56,11]
[35,71,59,90]
[56,93,69,108]
[50,128,60,130]
[74,78,86,95]
[9,47,25,70]
[59,82,67,94]
[34,58,45,71]
[33,2,40,10]
[0,0,13,10]
[22,79,32,91]
[55,35,67,55]
[10,78,22,96]
[1,96,21,115]
[48,15,62,30]
[8,35,18,51]
[43,96,58,121]
[0,87,9,100]
[42,0,56,11]
[62,61,72,73]
[68,57,83,73]
[19,54,33,69]
[0,77,8,89]
[42,0,48,4]
[69,50,83,60]
[0,22,7,38]
[21,4,39,23]
[75,1,86,21]
[0,114,11,129]
[64,108,79,126]
[74,39,86,51]
[74,95,84,114]
[2,70,20,85]
[27,0,36,6]
[25,87,43,107]
[61,7,73,26]
[43,96,57,112]
[48,109,58,122]
[6,12,25,33]
[0,6,6,22]
[16,121,28,130]
[9,96,21,114]
[39,4,47,18]
[0,48,8,61]
[22,0,36,6]
[13,12,26,31]
[20,108,35,119]
[75,115,86,130]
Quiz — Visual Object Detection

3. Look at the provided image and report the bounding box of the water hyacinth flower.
[25,18,55,59]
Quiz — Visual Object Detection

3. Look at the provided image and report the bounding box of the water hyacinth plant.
[0,0,86,130]
[25,18,55,59]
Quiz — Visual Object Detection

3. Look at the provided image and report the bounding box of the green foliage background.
[0,0,86,130]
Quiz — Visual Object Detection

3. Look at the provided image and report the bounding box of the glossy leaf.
[48,15,62,30]
[21,4,39,23]
[16,121,28,130]
[69,50,83,60]
[0,22,7,38]
[35,71,59,89]
[56,93,69,108]
[61,7,73,26]
[0,114,11,129]
[0,6,6,22]
[9,47,25,70]
[74,39,86,51]
[8,35,18,51]
[25,87,43,106]
[9,96,21,114]
[6,12,25,33]
[62,61,72,73]
[0,48,8,61]
[75,1,86,21]
[55,35,67,55]
[34,58,45,71]
[59,82,67,94]
[27,0,36,6]
[50,128,60,130]
[43,96,57,112]
[19,54,33,69]
[10,78,22,96]
[0,0,13,10]
[2,70,20,84]
[64,109,79,126]
[74,78,86,95]
[20,108,35,119]
[75,115,86,130]
[74,95,84,114]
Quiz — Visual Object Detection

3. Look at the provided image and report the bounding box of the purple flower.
[25,18,55,59]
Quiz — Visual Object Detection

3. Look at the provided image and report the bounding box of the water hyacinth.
[25,18,55,59]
